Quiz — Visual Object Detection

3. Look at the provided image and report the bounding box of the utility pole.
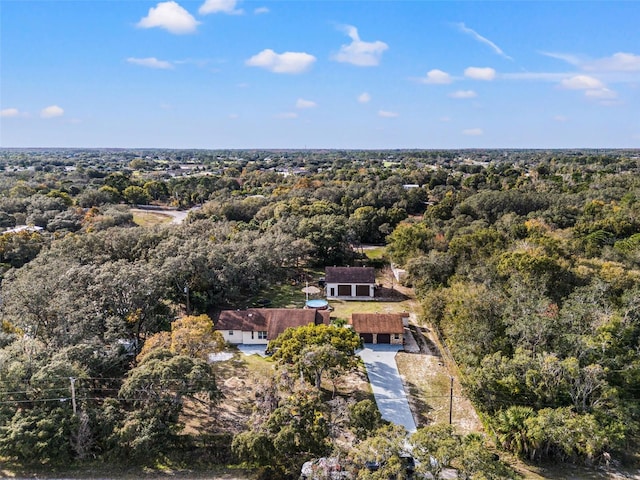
[184,284,190,315]
[69,377,77,415]
[449,376,454,425]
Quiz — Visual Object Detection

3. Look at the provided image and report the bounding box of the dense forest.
[0,148,638,477]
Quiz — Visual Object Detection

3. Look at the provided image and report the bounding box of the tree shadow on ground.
[375,286,409,301]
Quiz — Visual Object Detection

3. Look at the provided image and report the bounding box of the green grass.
[362,247,386,260]
[240,269,326,309]
[396,352,456,427]
[132,211,173,227]
[328,299,412,323]
[0,462,254,479]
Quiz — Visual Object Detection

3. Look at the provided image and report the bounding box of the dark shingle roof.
[215,308,330,340]
[350,313,404,334]
[325,266,375,284]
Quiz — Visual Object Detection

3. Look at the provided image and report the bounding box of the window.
[394,334,400,340]
[258,331,267,340]
[229,331,234,335]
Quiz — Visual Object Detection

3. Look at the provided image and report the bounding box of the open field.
[132,210,174,227]
[396,351,482,434]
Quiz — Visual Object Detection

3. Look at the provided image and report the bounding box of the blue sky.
[1,1,639,149]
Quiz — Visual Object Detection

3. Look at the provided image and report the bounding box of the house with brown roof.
[350,313,404,345]
[215,308,331,345]
[325,266,376,300]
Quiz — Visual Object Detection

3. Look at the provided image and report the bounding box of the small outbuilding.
[350,313,404,345]
[325,266,376,300]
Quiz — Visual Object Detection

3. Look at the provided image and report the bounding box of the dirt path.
[131,206,199,224]
[376,268,483,434]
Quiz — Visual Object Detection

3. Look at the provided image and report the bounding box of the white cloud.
[449,90,477,99]
[40,105,64,118]
[137,1,200,34]
[540,51,640,77]
[173,58,210,68]
[559,75,619,101]
[553,115,569,122]
[254,6,269,14]
[246,49,316,74]
[463,128,483,136]
[378,110,398,118]
[464,66,496,81]
[456,23,512,60]
[560,75,605,90]
[1,108,20,118]
[500,72,568,82]
[584,88,617,99]
[539,51,582,66]
[274,112,298,119]
[357,92,371,103]
[420,69,452,84]
[440,116,452,122]
[296,98,317,109]
[228,113,240,119]
[199,0,243,15]
[127,57,174,69]
[585,52,640,72]
[332,25,388,67]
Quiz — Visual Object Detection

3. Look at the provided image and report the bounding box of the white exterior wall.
[221,329,269,345]
[221,329,243,344]
[242,331,269,345]
[326,282,375,299]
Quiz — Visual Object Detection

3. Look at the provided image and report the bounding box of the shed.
[350,313,404,345]
[325,266,376,300]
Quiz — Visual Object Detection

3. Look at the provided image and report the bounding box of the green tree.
[232,385,331,475]
[122,185,150,205]
[411,424,461,480]
[349,399,385,439]
[138,314,224,362]
[351,424,407,479]
[269,324,361,389]
[117,349,220,461]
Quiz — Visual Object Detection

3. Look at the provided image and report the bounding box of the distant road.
[131,206,198,224]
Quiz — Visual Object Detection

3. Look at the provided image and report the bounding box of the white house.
[325,266,376,300]
[215,308,330,345]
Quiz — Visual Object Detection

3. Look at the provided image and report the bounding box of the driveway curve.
[358,344,417,433]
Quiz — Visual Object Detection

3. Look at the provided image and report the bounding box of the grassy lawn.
[0,461,254,479]
[328,299,413,322]
[132,211,173,227]
[239,269,326,309]
[395,352,481,431]
[361,246,386,260]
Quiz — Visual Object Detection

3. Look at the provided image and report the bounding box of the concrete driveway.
[357,344,417,433]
